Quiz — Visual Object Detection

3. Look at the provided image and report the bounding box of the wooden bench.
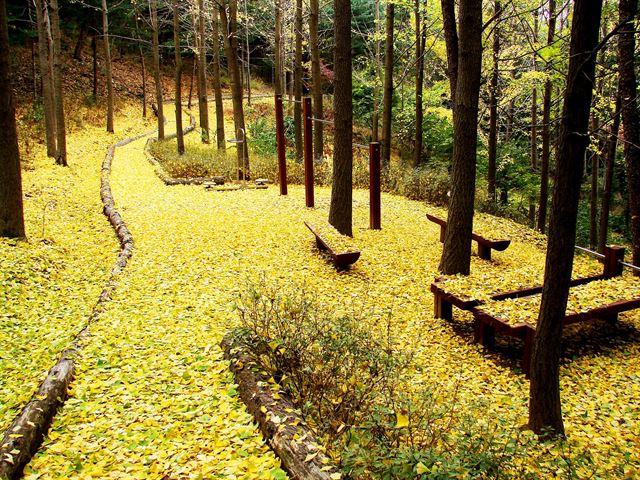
[426,213,510,261]
[304,221,360,269]
[473,294,640,376]
[431,246,626,321]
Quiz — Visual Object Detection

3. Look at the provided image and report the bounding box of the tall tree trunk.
[310,0,323,160]
[0,0,25,239]
[211,6,225,148]
[618,0,640,274]
[34,0,56,157]
[73,24,86,61]
[92,32,98,99]
[537,0,556,233]
[529,11,539,226]
[294,0,303,162]
[412,0,426,167]
[243,0,251,105]
[487,0,500,202]
[151,0,164,139]
[134,10,147,118]
[598,94,621,253]
[438,0,482,275]
[50,0,66,166]
[589,116,599,248]
[328,0,353,236]
[196,0,209,143]
[102,0,114,133]
[528,0,602,437]
[440,0,458,106]
[220,0,250,179]
[173,0,185,155]
[372,0,380,142]
[188,60,195,109]
[381,1,394,169]
[274,0,284,96]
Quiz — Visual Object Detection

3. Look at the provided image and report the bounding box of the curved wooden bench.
[304,221,360,269]
[426,213,510,260]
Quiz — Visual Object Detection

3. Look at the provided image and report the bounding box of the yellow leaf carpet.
[3,107,639,478]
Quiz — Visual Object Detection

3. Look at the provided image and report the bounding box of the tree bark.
[294,0,303,162]
[487,0,500,202]
[598,94,621,254]
[73,24,86,61]
[134,10,147,118]
[528,0,602,437]
[102,0,114,133]
[438,0,483,275]
[372,0,381,142]
[589,115,599,248]
[328,0,353,236]
[537,0,556,233]
[211,7,225,149]
[220,0,250,179]
[92,32,98,99]
[440,0,458,106]
[196,0,209,143]
[34,0,56,158]
[412,0,426,167]
[50,0,66,166]
[150,0,164,139]
[381,1,394,169]
[173,0,185,155]
[0,0,25,239]
[274,0,284,96]
[618,0,640,274]
[310,0,324,161]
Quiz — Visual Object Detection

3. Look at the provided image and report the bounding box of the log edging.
[0,124,158,480]
[221,333,342,480]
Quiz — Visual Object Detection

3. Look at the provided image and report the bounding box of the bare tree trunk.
[220,0,250,179]
[151,0,164,139]
[328,0,353,236]
[440,0,458,106]
[412,0,426,167]
[537,0,556,233]
[50,0,66,166]
[34,0,56,157]
[438,0,482,275]
[598,94,621,253]
[92,32,98,99]
[211,6,225,148]
[275,0,284,96]
[0,0,25,238]
[487,0,500,202]
[589,117,599,248]
[372,0,380,142]
[134,10,147,118]
[528,0,602,437]
[310,0,323,160]
[196,0,209,143]
[618,0,640,274]
[73,24,86,61]
[381,1,394,169]
[102,0,114,133]
[294,0,303,162]
[173,0,185,154]
[188,60,195,109]
[243,0,251,105]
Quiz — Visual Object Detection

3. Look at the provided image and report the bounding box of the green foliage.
[352,75,375,128]
[394,106,453,165]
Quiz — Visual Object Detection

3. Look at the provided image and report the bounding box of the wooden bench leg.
[477,243,492,261]
[522,328,535,377]
[602,313,618,324]
[474,319,495,348]
[439,225,446,243]
[434,294,452,321]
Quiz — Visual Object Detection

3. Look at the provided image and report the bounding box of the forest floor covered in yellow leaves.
[2,102,640,479]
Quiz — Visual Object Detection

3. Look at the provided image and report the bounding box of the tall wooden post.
[275,94,287,195]
[369,142,381,229]
[303,97,314,207]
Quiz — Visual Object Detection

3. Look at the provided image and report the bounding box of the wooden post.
[275,94,287,195]
[369,142,381,229]
[603,245,625,279]
[303,97,314,207]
